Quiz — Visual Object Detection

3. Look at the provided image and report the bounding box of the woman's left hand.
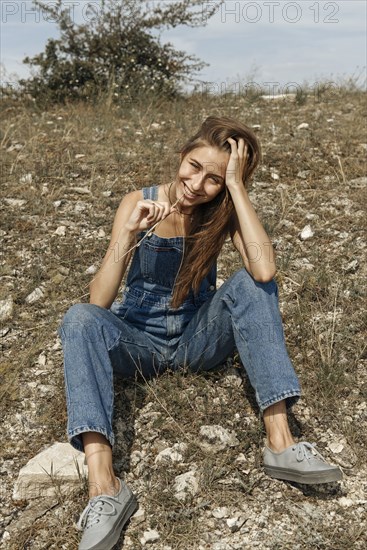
[225,137,249,190]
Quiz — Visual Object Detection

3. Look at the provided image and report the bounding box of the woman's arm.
[89,190,172,308]
[226,138,276,282]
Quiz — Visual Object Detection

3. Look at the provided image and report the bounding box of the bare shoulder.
[118,189,143,208]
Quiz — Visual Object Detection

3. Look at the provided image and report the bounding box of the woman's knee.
[58,303,104,338]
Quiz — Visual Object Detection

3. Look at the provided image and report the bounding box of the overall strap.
[142,185,159,200]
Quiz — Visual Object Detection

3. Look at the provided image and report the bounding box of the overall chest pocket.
[141,241,183,288]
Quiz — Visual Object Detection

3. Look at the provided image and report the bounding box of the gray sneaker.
[263,441,343,484]
[76,478,138,550]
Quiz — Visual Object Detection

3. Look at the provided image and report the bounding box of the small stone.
[155,447,184,464]
[226,516,246,532]
[328,442,344,454]
[55,225,66,236]
[97,228,106,238]
[297,170,311,179]
[19,173,33,184]
[4,198,27,207]
[299,225,314,240]
[343,259,359,273]
[212,507,229,519]
[25,287,44,304]
[75,154,85,159]
[140,528,160,545]
[38,352,46,366]
[85,264,98,275]
[297,122,309,130]
[70,186,91,194]
[0,297,14,321]
[7,142,23,152]
[199,425,239,450]
[338,497,354,508]
[348,176,367,189]
[131,508,146,525]
[174,470,199,501]
[102,190,112,197]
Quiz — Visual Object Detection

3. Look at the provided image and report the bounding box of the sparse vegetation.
[1,75,366,548]
[17,0,219,105]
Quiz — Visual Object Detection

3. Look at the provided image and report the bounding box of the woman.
[58,116,342,550]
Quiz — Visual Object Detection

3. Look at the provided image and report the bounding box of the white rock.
[74,203,87,213]
[4,198,27,207]
[85,264,98,274]
[19,173,33,184]
[140,528,160,545]
[7,142,23,152]
[348,177,367,188]
[174,470,199,501]
[13,442,87,500]
[155,446,184,464]
[297,170,311,179]
[328,442,344,454]
[199,425,239,450]
[102,190,112,197]
[70,186,91,194]
[343,259,359,273]
[338,497,354,508]
[131,508,146,525]
[212,507,229,519]
[0,297,14,321]
[97,228,106,237]
[53,200,62,208]
[75,154,85,159]
[38,352,47,366]
[55,225,66,236]
[299,225,314,240]
[226,516,246,532]
[297,123,309,130]
[25,287,44,304]
[270,170,279,180]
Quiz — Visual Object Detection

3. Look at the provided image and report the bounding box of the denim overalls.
[58,185,301,452]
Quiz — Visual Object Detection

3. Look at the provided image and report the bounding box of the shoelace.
[295,441,327,463]
[76,495,117,531]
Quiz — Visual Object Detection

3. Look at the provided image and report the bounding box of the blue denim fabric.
[58,185,301,452]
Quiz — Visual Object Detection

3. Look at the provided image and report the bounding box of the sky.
[1,1,366,93]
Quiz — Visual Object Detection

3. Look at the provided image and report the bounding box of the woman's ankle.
[266,434,295,453]
[88,474,120,498]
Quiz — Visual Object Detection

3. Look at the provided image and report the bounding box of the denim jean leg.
[174,269,301,413]
[58,303,164,452]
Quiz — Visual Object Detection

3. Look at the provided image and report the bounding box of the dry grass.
[1,80,366,548]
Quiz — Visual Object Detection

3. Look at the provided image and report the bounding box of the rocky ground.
[1,87,366,549]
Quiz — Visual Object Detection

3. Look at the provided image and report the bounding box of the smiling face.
[175,145,230,212]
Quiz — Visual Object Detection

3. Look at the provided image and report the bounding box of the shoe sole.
[264,465,343,484]
[81,494,138,550]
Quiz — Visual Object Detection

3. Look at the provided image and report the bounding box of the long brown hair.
[170,116,261,308]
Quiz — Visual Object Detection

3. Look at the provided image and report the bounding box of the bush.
[20,0,220,104]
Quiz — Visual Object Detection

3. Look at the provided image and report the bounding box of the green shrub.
[19,0,219,104]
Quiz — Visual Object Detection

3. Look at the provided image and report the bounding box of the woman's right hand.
[124,199,172,233]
